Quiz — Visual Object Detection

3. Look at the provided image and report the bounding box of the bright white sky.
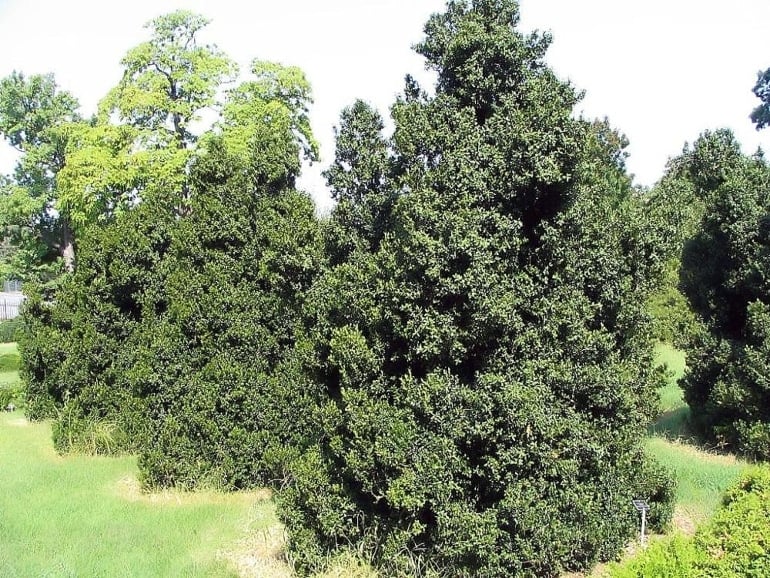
[0,0,769,212]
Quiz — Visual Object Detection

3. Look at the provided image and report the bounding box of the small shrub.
[0,317,22,343]
[609,535,699,578]
[609,466,770,577]
[634,457,677,533]
[137,142,325,490]
[693,467,770,577]
[647,260,699,349]
[0,382,25,409]
[52,402,123,455]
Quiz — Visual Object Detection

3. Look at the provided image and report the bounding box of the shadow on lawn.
[648,406,739,458]
[648,406,692,439]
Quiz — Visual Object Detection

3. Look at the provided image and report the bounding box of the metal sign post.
[632,499,650,546]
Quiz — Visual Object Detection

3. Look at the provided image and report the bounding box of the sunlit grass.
[0,341,20,386]
[645,437,747,527]
[0,343,374,578]
[0,340,283,578]
[0,410,285,577]
[645,342,749,528]
[653,342,686,412]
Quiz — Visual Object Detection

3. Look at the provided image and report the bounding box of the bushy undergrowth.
[0,382,23,409]
[646,261,699,349]
[610,466,770,578]
[18,202,172,452]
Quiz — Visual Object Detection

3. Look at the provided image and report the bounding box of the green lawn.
[648,343,690,439]
[645,343,749,526]
[0,344,369,578]
[0,341,286,578]
[0,410,285,577]
[0,341,20,387]
[652,342,686,413]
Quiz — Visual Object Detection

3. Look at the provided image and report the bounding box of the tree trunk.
[61,219,76,272]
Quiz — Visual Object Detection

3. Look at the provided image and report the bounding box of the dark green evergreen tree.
[678,130,770,459]
[19,199,174,454]
[136,138,324,488]
[323,100,393,263]
[279,1,674,575]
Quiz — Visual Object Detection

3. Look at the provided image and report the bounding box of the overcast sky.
[0,0,768,212]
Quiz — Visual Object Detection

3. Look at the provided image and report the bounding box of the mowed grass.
[0,411,286,577]
[652,342,686,413]
[648,343,689,439]
[645,342,749,528]
[0,342,288,578]
[0,344,373,578]
[0,341,20,386]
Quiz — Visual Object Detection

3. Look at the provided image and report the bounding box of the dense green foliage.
[641,146,707,349]
[18,201,173,452]
[670,130,770,458]
[10,2,730,575]
[19,13,325,473]
[610,466,770,578]
[278,2,674,576]
[137,139,324,489]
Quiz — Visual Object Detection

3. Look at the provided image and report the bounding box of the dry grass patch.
[220,523,290,578]
[115,475,272,507]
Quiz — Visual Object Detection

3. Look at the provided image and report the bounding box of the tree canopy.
[675,130,770,459]
[18,12,327,473]
[0,72,81,275]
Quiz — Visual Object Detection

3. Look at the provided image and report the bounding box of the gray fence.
[0,292,25,320]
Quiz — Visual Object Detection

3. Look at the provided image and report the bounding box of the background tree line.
[1,0,769,575]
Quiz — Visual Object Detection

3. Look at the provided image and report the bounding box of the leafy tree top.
[415,0,570,123]
[0,72,80,153]
[99,10,238,148]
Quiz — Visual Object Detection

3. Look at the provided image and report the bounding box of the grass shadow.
[648,405,741,458]
[648,406,692,438]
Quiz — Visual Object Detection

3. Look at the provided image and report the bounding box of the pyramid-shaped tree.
[280,1,674,575]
